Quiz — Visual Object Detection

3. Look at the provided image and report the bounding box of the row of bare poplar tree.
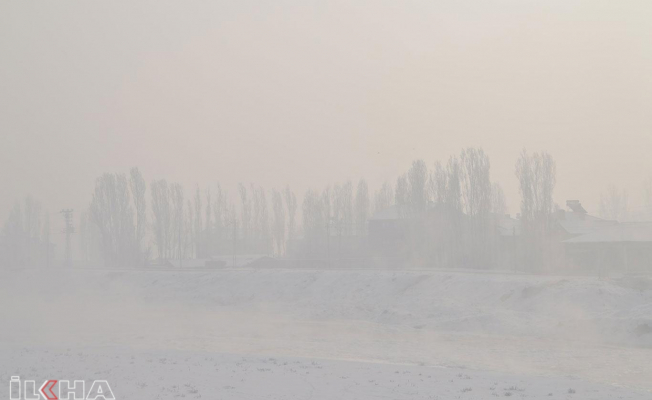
[72,147,558,268]
[1,147,583,269]
[79,169,373,266]
[0,196,52,268]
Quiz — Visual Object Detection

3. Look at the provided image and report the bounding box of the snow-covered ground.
[0,268,651,399]
[2,345,648,400]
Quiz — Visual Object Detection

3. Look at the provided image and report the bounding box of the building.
[555,200,617,239]
[563,222,652,273]
[367,205,410,254]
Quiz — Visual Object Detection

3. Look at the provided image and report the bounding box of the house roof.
[563,222,652,244]
[495,214,521,237]
[556,210,617,236]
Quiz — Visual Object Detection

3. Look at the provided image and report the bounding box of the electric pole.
[60,209,74,267]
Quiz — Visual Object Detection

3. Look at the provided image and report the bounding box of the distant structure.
[565,200,587,215]
[555,200,616,237]
[561,201,652,274]
[368,205,408,254]
[60,209,74,267]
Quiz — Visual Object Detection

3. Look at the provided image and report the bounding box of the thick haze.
[1,0,651,220]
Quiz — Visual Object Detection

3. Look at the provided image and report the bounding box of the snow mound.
[3,268,651,347]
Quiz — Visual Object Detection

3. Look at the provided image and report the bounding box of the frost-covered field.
[0,268,651,399]
[1,345,647,400]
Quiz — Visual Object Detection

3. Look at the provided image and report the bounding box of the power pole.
[60,209,74,267]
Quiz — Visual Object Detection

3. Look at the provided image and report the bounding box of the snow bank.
[3,268,651,347]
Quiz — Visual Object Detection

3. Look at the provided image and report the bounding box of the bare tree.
[641,177,652,220]
[342,181,354,236]
[373,182,393,214]
[332,183,346,257]
[212,183,228,254]
[238,183,252,253]
[1,203,24,267]
[491,182,508,215]
[458,147,493,267]
[515,149,557,270]
[228,204,238,258]
[204,188,213,256]
[408,159,429,213]
[249,185,271,254]
[284,185,298,254]
[395,174,409,215]
[354,179,370,236]
[183,199,193,260]
[302,189,325,257]
[250,184,261,251]
[431,161,447,206]
[460,147,492,219]
[445,156,462,212]
[258,186,271,253]
[79,210,90,264]
[171,183,185,262]
[272,189,286,256]
[516,149,557,229]
[442,155,463,266]
[193,186,203,258]
[151,179,172,261]
[129,167,147,264]
[322,187,333,265]
[23,195,42,266]
[533,151,557,229]
[42,211,51,268]
[0,197,49,268]
[599,185,629,221]
[89,173,136,266]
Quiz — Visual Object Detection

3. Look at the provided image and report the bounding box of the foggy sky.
[1,0,651,222]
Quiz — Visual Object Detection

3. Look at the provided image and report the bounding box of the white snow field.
[1,268,651,399]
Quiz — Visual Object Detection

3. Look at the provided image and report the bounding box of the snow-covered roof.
[563,222,652,243]
[556,210,616,236]
[495,215,521,237]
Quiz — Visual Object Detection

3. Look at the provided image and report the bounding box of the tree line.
[3,146,651,269]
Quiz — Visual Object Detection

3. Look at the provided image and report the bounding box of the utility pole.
[60,209,74,267]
